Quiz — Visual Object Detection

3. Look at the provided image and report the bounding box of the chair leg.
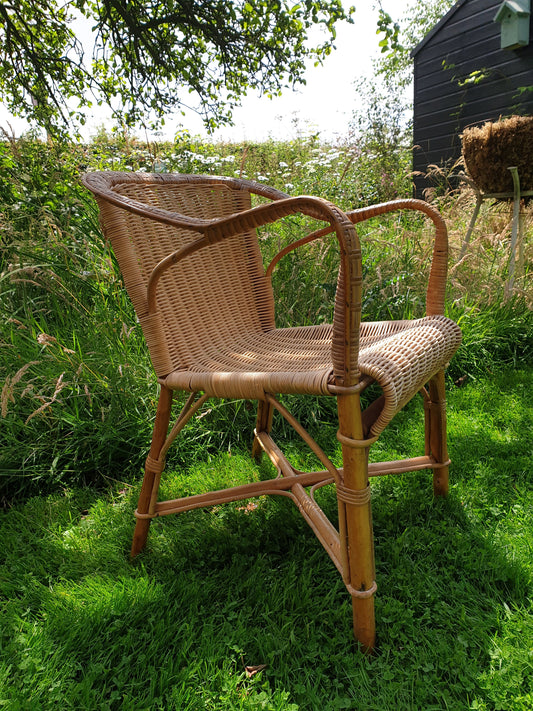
[131,385,173,557]
[427,370,449,497]
[252,398,274,460]
[337,394,376,652]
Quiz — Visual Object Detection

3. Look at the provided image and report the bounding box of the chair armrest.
[265,198,449,316]
[346,199,449,316]
[144,193,363,387]
[82,171,290,231]
[146,194,361,314]
[265,224,334,279]
[82,171,359,313]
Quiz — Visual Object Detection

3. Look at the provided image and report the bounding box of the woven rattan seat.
[82,171,461,651]
[162,317,459,436]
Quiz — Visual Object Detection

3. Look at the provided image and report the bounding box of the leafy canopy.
[0,0,353,136]
[374,0,456,88]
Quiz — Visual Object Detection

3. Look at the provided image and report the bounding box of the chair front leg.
[426,370,449,498]
[131,385,174,557]
[337,393,377,652]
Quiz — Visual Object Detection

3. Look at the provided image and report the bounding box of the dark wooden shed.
[411,0,533,196]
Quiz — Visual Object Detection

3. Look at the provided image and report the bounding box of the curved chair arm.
[265,224,334,280]
[146,194,361,314]
[265,198,449,317]
[82,171,290,231]
[142,194,362,386]
[347,199,449,316]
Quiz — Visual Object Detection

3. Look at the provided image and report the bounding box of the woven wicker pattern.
[82,171,462,650]
[82,172,461,436]
[162,317,460,435]
[97,178,275,376]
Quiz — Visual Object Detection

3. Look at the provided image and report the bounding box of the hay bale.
[461,115,533,193]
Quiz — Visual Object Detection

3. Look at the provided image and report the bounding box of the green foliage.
[0,0,354,136]
[449,299,533,380]
[348,74,412,203]
[375,0,456,87]
[376,8,401,55]
[349,0,457,208]
[0,0,90,134]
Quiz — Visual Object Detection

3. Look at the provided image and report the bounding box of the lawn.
[1,368,532,710]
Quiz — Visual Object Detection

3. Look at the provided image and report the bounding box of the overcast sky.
[0,0,414,142]
[210,0,414,143]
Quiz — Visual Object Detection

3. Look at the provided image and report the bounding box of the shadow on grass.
[1,370,532,710]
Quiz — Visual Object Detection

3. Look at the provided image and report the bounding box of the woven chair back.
[95,179,275,376]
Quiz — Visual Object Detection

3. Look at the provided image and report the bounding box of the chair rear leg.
[427,370,449,497]
[337,394,377,652]
[131,385,173,557]
[252,398,274,461]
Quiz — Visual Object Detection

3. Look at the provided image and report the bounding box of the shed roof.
[411,0,468,57]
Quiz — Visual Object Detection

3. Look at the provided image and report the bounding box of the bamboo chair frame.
[82,172,462,651]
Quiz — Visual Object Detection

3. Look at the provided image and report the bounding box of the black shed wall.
[412,0,533,196]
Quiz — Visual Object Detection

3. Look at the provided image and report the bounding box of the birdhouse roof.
[494,0,531,23]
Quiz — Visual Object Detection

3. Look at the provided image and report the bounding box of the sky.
[0,0,413,143]
[210,0,413,143]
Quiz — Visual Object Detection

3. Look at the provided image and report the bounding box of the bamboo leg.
[427,370,449,498]
[131,385,174,557]
[337,393,376,652]
[459,191,482,259]
[252,399,274,460]
[505,166,521,300]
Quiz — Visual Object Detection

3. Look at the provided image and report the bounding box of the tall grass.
[0,132,532,499]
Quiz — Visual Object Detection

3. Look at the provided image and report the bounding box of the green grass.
[1,369,532,710]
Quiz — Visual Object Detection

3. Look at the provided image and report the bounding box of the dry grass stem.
[1,361,39,418]
[25,372,67,424]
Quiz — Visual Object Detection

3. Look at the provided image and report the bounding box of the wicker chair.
[82,171,462,650]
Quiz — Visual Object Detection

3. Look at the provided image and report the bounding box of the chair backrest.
[83,173,276,376]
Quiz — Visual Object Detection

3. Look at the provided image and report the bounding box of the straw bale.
[461,115,533,193]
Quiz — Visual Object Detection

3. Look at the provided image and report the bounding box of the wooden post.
[504,166,522,300]
[131,386,173,557]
